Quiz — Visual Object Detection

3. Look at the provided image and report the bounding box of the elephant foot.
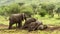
[17,26,20,28]
[8,27,12,29]
[28,29,33,32]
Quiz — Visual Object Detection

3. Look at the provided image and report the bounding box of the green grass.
[33,14,60,26]
[0,14,60,34]
[0,16,9,25]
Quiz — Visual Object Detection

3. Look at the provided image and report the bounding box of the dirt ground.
[0,24,60,31]
[44,25,60,31]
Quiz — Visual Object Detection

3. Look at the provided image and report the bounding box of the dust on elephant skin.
[22,18,47,31]
[22,18,36,29]
[28,20,43,31]
[37,25,47,30]
[9,13,29,29]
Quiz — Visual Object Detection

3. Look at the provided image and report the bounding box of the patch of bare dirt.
[0,24,8,28]
[43,25,60,31]
[0,24,60,31]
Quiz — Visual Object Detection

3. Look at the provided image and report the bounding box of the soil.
[43,24,60,31]
[0,24,60,31]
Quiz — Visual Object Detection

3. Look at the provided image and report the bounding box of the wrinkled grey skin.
[9,13,28,29]
[28,20,43,31]
[28,21,47,31]
[22,17,47,31]
[22,18,36,29]
[37,25,47,30]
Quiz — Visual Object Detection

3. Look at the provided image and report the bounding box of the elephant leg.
[22,24,27,29]
[16,23,18,28]
[28,26,34,32]
[8,20,15,29]
[9,22,13,29]
[18,22,22,28]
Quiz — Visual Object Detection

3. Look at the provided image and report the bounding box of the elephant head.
[37,25,47,30]
[21,13,32,20]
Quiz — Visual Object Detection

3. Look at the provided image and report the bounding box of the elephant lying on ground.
[37,25,47,30]
[22,18,47,31]
[22,18,37,29]
[9,13,30,29]
[27,20,43,31]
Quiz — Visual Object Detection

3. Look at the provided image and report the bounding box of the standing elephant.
[9,13,29,29]
[22,18,36,29]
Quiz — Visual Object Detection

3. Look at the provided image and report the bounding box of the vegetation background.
[0,0,60,34]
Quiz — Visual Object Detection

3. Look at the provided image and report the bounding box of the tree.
[56,7,60,16]
[18,3,25,6]
[31,4,38,14]
[41,4,55,17]
[7,3,20,14]
[20,5,34,16]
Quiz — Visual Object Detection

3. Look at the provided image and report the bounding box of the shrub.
[21,11,33,17]
[39,9,47,17]
[39,12,46,17]
[20,5,34,17]
[7,3,20,14]
[0,3,21,16]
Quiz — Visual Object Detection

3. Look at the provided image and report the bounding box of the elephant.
[22,18,36,29]
[27,20,43,31]
[8,13,30,29]
[28,21,47,31]
[37,25,47,30]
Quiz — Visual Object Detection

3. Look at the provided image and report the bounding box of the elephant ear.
[22,13,26,20]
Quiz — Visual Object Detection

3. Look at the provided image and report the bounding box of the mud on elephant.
[27,20,43,31]
[22,18,47,31]
[8,13,30,29]
[37,25,47,30]
[22,18,37,29]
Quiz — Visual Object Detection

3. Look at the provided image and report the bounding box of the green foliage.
[41,4,55,11]
[56,7,60,16]
[31,4,38,14]
[56,7,60,13]
[18,3,25,6]
[0,2,57,17]
[41,4,55,17]
[46,4,55,11]
[39,9,47,17]
[0,6,7,15]
[0,3,21,16]
[31,4,37,9]
[7,3,20,14]
[0,0,60,34]
[20,5,34,16]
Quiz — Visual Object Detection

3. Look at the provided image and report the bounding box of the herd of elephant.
[8,13,47,31]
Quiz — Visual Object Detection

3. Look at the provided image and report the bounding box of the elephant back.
[9,13,25,22]
[24,18,36,25]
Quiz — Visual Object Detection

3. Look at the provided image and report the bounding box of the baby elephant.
[22,18,36,29]
[37,25,47,30]
[9,13,28,29]
[27,20,43,31]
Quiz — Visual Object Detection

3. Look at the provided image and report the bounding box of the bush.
[7,3,20,14]
[39,9,47,17]
[39,12,46,17]
[20,5,34,17]
[21,11,33,17]
[0,3,21,16]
